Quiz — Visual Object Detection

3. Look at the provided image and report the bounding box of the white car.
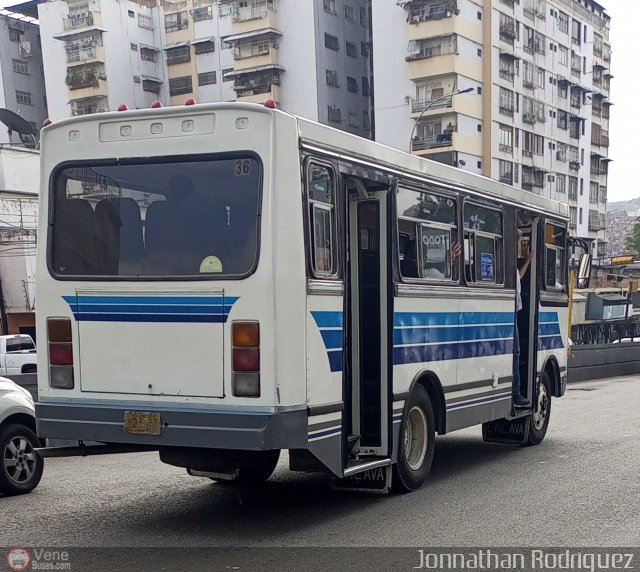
[0,377,43,496]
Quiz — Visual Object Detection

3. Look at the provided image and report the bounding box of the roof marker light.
[43,119,52,127]
[117,104,129,111]
[151,100,163,108]
[184,97,197,106]
[264,100,277,109]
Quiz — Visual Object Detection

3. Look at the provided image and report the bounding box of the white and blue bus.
[35,103,590,492]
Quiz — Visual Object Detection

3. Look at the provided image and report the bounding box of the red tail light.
[232,322,260,397]
[48,318,74,389]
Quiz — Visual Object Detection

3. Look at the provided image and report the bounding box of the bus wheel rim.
[533,383,549,430]
[404,406,428,471]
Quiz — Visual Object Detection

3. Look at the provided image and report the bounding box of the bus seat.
[95,200,122,274]
[111,198,144,275]
[144,200,178,275]
[52,199,97,275]
[400,239,419,278]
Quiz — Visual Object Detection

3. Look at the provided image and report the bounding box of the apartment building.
[34,0,373,139]
[372,0,612,255]
[0,12,48,145]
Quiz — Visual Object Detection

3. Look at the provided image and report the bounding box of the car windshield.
[49,156,262,279]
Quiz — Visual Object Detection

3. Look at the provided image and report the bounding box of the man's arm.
[519,248,533,279]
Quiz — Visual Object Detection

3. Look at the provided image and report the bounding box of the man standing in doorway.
[514,230,533,408]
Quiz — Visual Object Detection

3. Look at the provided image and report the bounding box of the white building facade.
[372,0,612,254]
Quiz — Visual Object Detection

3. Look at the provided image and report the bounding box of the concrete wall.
[568,342,640,382]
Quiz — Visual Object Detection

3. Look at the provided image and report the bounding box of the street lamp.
[409,87,474,152]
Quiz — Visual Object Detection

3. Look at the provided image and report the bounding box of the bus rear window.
[49,157,262,279]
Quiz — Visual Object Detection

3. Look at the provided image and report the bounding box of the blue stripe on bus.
[62,296,239,323]
[394,324,515,345]
[393,339,514,366]
[310,310,563,373]
[394,312,514,327]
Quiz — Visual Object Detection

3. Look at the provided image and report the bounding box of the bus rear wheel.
[392,385,435,493]
[526,371,552,445]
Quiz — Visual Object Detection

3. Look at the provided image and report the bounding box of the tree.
[624,217,640,255]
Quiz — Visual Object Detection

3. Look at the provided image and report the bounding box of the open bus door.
[336,171,394,490]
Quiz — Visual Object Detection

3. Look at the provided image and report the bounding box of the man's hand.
[452,241,462,260]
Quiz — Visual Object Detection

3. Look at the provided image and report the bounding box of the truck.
[0,335,37,375]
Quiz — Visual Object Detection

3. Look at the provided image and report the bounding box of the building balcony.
[236,85,281,104]
[403,0,458,24]
[229,1,278,35]
[68,79,108,100]
[66,44,105,66]
[234,49,279,71]
[63,13,95,31]
[411,132,453,152]
[71,97,108,116]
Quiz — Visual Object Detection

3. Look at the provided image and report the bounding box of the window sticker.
[199,256,223,273]
[481,252,494,281]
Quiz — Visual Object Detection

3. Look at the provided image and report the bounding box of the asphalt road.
[1,376,639,570]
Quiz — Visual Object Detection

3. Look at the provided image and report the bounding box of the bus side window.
[545,222,566,292]
[307,163,338,277]
[463,203,504,286]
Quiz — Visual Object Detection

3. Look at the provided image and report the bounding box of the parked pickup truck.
[0,335,37,375]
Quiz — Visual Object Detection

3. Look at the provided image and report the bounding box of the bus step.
[336,458,392,492]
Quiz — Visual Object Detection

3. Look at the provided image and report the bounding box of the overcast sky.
[0,0,632,201]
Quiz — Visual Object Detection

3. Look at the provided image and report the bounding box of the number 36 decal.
[235,160,251,176]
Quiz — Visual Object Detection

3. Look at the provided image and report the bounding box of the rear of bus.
[35,103,309,472]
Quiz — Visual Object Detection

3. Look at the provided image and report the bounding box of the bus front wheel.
[526,371,552,445]
[392,385,435,493]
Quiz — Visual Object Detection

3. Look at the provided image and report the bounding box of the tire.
[392,385,436,493]
[526,371,552,445]
[0,423,44,496]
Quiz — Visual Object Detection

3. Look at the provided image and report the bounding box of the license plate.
[335,466,391,492]
[124,411,162,435]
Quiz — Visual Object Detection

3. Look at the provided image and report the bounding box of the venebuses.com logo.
[6,548,31,571]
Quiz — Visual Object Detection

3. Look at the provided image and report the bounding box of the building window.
[166,45,191,65]
[326,69,339,88]
[463,203,503,285]
[138,14,154,30]
[140,47,157,62]
[327,105,341,123]
[361,41,370,57]
[568,176,578,199]
[360,6,368,26]
[347,76,358,93]
[15,90,32,105]
[345,4,354,21]
[569,207,577,228]
[12,59,29,75]
[324,33,339,51]
[348,112,359,127]
[193,6,213,21]
[363,110,371,130]
[165,11,188,33]
[571,19,581,45]
[323,0,336,15]
[169,75,192,96]
[397,188,459,282]
[128,9,134,17]
[222,68,234,81]
[558,11,569,33]
[198,71,217,86]
[194,40,215,54]
[9,28,21,42]
[346,41,357,58]
[556,175,566,193]
[499,124,513,153]
[131,43,138,51]
[143,79,161,94]
[559,45,568,66]
[499,87,514,116]
[499,160,513,184]
[362,76,370,96]
[537,68,545,89]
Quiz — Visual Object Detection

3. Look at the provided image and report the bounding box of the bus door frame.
[340,162,394,461]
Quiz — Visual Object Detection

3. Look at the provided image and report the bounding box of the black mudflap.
[482,416,530,444]
[335,465,392,493]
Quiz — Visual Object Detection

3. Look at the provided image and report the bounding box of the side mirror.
[576,253,592,289]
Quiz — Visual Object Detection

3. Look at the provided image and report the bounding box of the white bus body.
[36,103,570,490]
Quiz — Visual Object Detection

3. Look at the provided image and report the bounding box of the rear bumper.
[36,401,308,450]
